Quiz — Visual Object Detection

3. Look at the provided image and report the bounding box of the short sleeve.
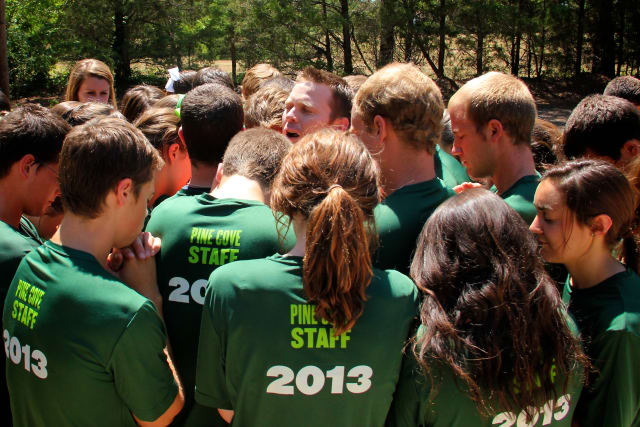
[194,274,232,409]
[577,330,640,427]
[110,301,178,422]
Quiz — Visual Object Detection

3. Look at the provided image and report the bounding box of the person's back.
[388,189,586,427]
[3,117,183,426]
[146,128,293,425]
[194,129,418,427]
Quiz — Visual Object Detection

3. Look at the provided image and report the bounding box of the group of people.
[0,56,639,426]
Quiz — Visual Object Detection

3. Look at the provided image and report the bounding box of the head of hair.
[58,117,163,218]
[180,83,244,166]
[271,129,380,335]
[452,71,536,146]
[65,59,117,108]
[50,101,82,118]
[531,119,560,170]
[244,84,290,131]
[242,63,282,98]
[120,85,165,123]
[562,95,640,161]
[604,76,640,106]
[297,67,353,122]
[154,94,181,110]
[222,128,291,189]
[0,104,71,178]
[411,188,586,417]
[194,67,234,90]
[60,102,124,127]
[260,76,295,93]
[173,70,197,94]
[0,90,10,111]
[354,63,444,153]
[134,107,183,154]
[440,109,454,149]
[543,159,637,258]
[343,75,368,94]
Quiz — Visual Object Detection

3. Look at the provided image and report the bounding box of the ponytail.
[271,129,381,336]
[304,185,373,335]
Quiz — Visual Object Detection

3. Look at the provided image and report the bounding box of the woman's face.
[530,179,594,265]
[77,76,110,104]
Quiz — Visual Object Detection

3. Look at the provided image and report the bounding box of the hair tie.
[165,67,181,93]
[175,94,186,119]
[327,184,343,193]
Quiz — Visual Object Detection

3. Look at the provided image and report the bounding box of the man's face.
[449,101,495,179]
[282,81,334,143]
[26,161,60,216]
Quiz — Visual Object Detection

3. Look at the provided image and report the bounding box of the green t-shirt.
[434,145,470,188]
[194,254,419,427]
[374,179,454,274]
[1,216,42,426]
[562,269,640,427]
[146,194,294,425]
[388,327,583,426]
[2,241,178,426]
[492,174,539,225]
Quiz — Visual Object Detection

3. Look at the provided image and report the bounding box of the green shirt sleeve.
[194,275,232,410]
[577,330,640,427]
[109,301,179,422]
[386,351,424,427]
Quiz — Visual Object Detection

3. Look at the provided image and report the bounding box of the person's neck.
[492,143,537,195]
[566,248,626,290]
[50,213,115,271]
[381,144,436,195]
[210,175,266,204]
[287,215,307,257]
[0,179,25,228]
[188,162,219,188]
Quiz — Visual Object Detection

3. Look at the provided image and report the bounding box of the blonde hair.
[450,71,536,146]
[353,63,443,153]
[65,59,117,108]
[242,63,281,99]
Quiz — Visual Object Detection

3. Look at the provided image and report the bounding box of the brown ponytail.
[271,129,381,335]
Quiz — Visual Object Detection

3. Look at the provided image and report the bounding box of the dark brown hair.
[134,107,183,153]
[222,128,291,189]
[531,118,560,170]
[297,67,353,122]
[271,129,380,334]
[59,102,123,127]
[194,67,234,90]
[544,159,638,271]
[120,85,165,123]
[0,104,70,178]
[59,117,163,218]
[604,76,640,106]
[180,83,244,166]
[411,188,586,417]
[562,95,640,161]
[173,70,197,94]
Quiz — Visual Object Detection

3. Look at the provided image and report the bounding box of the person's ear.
[373,115,388,142]
[486,119,504,143]
[590,214,613,238]
[18,154,36,179]
[166,143,182,165]
[114,178,134,207]
[178,126,186,145]
[332,116,350,131]
[620,139,640,163]
[213,163,224,189]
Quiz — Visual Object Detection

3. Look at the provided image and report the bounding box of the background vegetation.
[6,0,640,99]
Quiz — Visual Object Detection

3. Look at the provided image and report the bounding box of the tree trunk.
[230,35,237,84]
[476,33,484,76]
[378,0,395,67]
[615,0,625,76]
[438,0,446,75]
[322,0,333,72]
[113,1,131,92]
[404,20,413,62]
[0,0,9,99]
[340,0,353,74]
[591,0,615,77]
[575,0,585,76]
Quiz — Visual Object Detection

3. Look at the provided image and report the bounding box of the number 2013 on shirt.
[3,329,48,379]
[266,365,372,395]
